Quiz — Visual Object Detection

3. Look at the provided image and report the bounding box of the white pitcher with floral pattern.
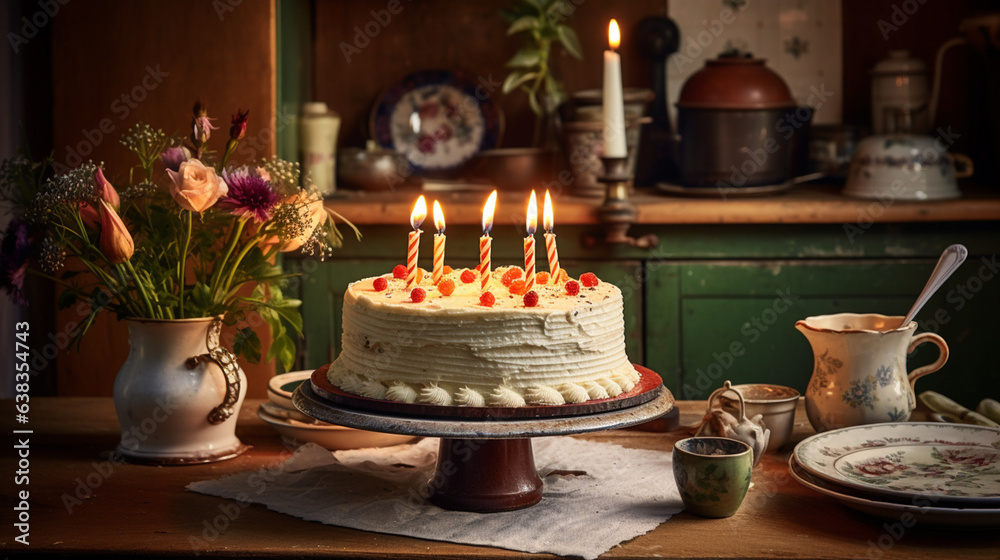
[795,313,948,432]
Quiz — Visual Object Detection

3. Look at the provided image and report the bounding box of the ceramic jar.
[795,313,949,433]
[113,318,247,464]
[871,50,930,135]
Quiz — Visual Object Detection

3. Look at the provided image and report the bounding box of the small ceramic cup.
[673,437,754,518]
[729,384,801,452]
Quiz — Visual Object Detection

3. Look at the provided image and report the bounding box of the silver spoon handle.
[902,244,968,326]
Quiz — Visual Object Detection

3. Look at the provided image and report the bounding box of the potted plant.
[501,0,583,149]
[0,102,356,463]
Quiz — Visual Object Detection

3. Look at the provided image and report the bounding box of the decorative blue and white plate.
[370,70,503,171]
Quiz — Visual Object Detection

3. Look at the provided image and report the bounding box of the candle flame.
[543,190,554,233]
[482,190,497,234]
[608,19,620,50]
[411,195,427,230]
[433,200,446,233]
[526,190,538,236]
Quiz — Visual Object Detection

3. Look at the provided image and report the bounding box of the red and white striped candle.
[406,195,427,288]
[480,190,497,292]
[432,200,446,285]
[524,190,537,292]
[543,190,560,282]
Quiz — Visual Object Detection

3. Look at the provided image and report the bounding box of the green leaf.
[527,91,543,116]
[269,332,297,373]
[556,25,583,59]
[507,15,538,35]
[503,71,538,94]
[232,327,262,364]
[506,47,541,68]
[57,288,77,310]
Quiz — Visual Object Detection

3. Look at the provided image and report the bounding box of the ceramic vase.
[113,317,247,464]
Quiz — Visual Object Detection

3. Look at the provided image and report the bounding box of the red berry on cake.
[392,264,407,279]
[536,271,550,285]
[580,272,599,287]
[479,292,496,307]
[523,291,539,307]
[460,269,477,284]
[410,287,426,303]
[501,267,523,287]
[438,278,455,296]
[565,280,580,295]
[373,277,388,292]
[510,279,527,295]
[443,265,453,275]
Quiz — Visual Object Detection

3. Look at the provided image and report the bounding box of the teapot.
[694,380,769,466]
[795,313,948,432]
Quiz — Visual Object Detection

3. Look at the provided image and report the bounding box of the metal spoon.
[902,244,968,326]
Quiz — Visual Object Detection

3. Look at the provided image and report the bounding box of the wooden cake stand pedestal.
[293,365,675,513]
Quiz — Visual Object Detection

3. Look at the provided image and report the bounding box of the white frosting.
[419,384,453,406]
[525,385,566,405]
[455,387,486,407]
[327,268,640,407]
[385,382,418,403]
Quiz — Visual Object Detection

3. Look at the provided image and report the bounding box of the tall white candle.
[602,19,627,158]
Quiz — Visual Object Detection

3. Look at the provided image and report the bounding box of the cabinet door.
[647,260,999,407]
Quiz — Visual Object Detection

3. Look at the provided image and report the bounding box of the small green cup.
[673,437,754,518]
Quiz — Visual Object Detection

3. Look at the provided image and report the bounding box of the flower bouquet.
[0,102,356,462]
[1,102,355,370]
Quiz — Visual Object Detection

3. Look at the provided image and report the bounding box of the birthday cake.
[326,266,641,407]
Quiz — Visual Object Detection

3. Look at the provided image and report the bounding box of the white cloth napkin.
[187,436,683,559]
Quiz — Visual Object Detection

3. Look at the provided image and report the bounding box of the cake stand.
[292,365,675,513]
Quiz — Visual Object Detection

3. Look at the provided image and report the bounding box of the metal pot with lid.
[675,55,802,190]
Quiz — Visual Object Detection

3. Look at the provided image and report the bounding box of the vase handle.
[185,319,243,425]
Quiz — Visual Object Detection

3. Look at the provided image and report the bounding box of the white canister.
[871,50,930,135]
[300,102,340,195]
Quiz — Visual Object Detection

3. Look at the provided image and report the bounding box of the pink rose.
[166,159,228,212]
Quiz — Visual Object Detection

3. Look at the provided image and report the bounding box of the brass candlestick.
[588,156,658,248]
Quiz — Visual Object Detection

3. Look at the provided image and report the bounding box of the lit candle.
[603,19,627,158]
[432,200,446,285]
[480,190,497,292]
[524,190,538,293]
[407,195,427,288]
[543,190,560,282]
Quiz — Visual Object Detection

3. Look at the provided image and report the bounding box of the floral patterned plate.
[370,70,503,172]
[795,422,1000,506]
[788,456,1000,528]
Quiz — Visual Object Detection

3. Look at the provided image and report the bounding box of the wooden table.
[3,398,997,559]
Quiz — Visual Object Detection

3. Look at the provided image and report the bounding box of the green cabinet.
[291,221,999,408]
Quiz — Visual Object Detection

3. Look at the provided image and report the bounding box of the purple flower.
[0,220,31,305]
[219,168,280,223]
[160,146,190,172]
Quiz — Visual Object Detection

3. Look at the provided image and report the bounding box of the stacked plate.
[789,422,1000,527]
[259,370,416,451]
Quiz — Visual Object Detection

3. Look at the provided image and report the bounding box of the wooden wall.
[313,0,665,149]
[50,0,278,397]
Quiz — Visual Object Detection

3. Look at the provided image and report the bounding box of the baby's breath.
[38,235,66,273]
[259,157,301,195]
[120,182,158,204]
[24,163,99,224]
[121,124,171,181]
